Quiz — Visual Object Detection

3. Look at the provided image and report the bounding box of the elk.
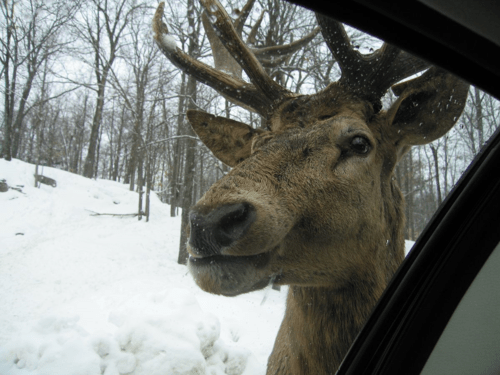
[152,1,469,373]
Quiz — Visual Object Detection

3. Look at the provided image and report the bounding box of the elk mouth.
[188,252,267,266]
[187,202,284,296]
[187,250,274,296]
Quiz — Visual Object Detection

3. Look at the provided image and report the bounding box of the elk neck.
[267,177,406,374]
[269,261,393,374]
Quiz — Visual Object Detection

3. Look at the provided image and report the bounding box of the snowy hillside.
[0,159,287,375]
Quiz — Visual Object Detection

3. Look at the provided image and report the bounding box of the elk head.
[154,2,469,372]
[153,1,468,299]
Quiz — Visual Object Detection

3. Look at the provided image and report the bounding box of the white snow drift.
[0,159,286,375]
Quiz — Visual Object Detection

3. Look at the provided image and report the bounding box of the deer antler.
[200,0,292,104]
[316,14,430,110]
[153,2,276,115]
[202,0,320,79]
[154,1,431,118]
[251,27,320,67]
[233,0,256,35]
[246,7,266,45]
[155,0,322,118]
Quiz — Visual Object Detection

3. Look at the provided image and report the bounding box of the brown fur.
[185,76,468,374]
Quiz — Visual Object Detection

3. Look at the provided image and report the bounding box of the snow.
[0,159,286,375]
[160,34,177,52]
[0,159,417,375]
[405,240,415,256]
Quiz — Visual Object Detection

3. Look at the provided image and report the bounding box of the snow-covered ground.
[0,159,415,375]
[0,159,287,375]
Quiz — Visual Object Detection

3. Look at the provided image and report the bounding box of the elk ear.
[187,110,266,167]
[387,67,469,147]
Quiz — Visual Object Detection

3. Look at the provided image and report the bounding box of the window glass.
[420,242,500,375]
[0,0,499,374]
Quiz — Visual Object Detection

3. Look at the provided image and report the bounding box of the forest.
[1,0,499,259]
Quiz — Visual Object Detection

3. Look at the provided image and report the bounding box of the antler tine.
[316,13,430,107]
[247,8,266,45]
[315,14,365,75]
[383,51,431,90]
[153,2,269,114]
[233,0,256,35]
[201,11,241,79]
[201,0,294,105]
[252,27,321,63]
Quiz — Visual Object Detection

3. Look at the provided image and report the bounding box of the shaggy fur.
[152,2,469,372]
[185,71,468,374]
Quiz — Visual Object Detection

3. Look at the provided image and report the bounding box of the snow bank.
[0,159,285,375]
[0,288,258,375]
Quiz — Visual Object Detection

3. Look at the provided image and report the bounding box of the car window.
[1,1,499,374]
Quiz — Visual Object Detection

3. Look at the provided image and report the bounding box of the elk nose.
[189,203,255,256]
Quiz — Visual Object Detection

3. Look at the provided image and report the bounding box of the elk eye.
[350,136,371,154]
[318,114,334,121]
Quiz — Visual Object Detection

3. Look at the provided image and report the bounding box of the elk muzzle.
[187,202,275,296]
[188,202,256,257]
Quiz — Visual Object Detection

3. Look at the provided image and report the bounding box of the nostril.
[188,211,207,252]
[214,203,255,247]
[189,203,256,256]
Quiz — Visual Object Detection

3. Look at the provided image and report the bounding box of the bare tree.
[1,0,80,160]
[73,0,143,178]
[176,0,203,263]
[108,9,164,191]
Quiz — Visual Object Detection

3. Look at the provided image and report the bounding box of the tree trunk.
[137,156,144,220]
[407,150,415,239]
[113,105,126,181]
[11,68,38,158]
[2,22,14,161]
[145,152,153,222]
[128,117,142,192]
[170,73,187,216]
[177,0,200,263]
[198,151,204,200]
[178,74,198,265]
[430,145,443,205]
[145,171,151,222]
[83,78,108,178]
[475,87,484,149]
[95,114,104,178]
